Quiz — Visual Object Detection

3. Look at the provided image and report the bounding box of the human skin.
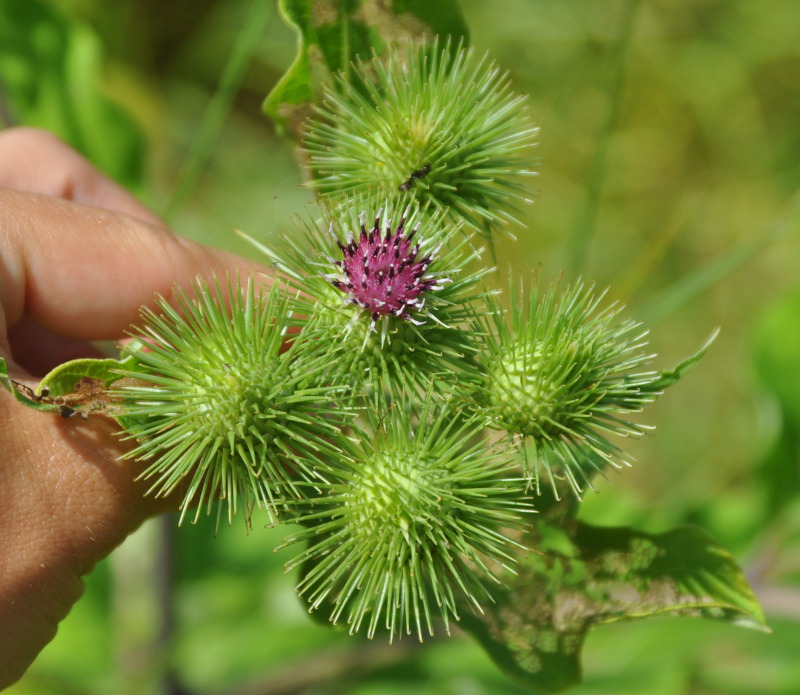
[0,128,263,687]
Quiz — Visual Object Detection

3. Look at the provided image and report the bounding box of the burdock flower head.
[476,278,664,498]
[302,38,538,234]
[262,197,489,396]
[117,278,348,526]
[329,206,443,324]
[282,390,532,641]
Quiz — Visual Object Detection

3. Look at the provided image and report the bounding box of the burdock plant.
[0,11,765,690]
[283,390,531,641]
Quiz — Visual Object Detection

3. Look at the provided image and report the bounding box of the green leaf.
[263,0,469,139]
[644,327,720,393]
[0,0,145,191]
[37,358,125,397]
[460,521,767,693]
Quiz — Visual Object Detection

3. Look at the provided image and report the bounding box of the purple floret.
[330,210,442,323]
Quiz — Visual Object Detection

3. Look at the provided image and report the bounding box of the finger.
[0,387,169,688]
[0,127,161,224]
[0,188,266,340]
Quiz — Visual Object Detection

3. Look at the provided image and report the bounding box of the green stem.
[162,0,273,222]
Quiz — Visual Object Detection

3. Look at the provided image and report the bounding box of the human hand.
[0,128,262,687]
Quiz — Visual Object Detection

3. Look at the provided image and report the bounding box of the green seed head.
[117,278,347,526]
[488,340,569,438]
[302,38,539,233]
[346,449,454,544]
[479,278,661,498]
[282,395,532,640]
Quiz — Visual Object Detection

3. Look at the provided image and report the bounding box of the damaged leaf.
[459,520,767,693]
[1,355,129,419]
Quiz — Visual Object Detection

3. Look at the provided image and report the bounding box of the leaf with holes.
[459,521,767,693]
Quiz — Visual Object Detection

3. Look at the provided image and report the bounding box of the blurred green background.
[2,0,800,693]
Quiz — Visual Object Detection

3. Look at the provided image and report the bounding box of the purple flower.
[329,208,444,324]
